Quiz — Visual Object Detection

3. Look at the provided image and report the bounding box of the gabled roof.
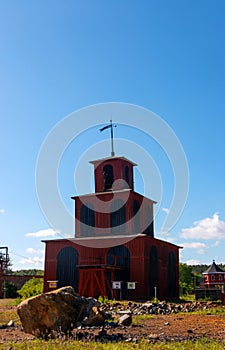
[89,156,137,166]
[202,260,225,274]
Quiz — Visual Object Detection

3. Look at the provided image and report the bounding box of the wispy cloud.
[0,209,5,214]
[181,242,207,249]
[18,246,45,268]
[180,213,225,240]
[181,242,207,255]
[19,256,44,267]
[211,240,220,247]
[26,247,44,255]
[162,207,169,214]
[26,228,59,238]
[186,259,200,265]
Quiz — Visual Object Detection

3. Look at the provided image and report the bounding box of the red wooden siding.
[43,236,179,300]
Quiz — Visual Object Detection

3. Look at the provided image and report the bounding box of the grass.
[191,307,225,315]
[179,294,196,302]
[0,339,225,350]
[0,298,21,325]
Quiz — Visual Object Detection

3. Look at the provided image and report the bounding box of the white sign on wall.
[127,282,136,290]
[112,281,121,289]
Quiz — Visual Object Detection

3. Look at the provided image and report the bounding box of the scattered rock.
[187,329,194,333]
[17,286,88,337]
[82,306,106,326]
[15,287,224,342]
[118,314,132,326]
[7,320,14,327]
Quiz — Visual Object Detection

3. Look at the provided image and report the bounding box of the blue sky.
[0,1,224,269]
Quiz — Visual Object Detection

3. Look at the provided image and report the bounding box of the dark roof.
[202,261,225,274]
[89,156,137,166]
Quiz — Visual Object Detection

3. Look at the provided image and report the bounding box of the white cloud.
[162,207,169,214]
[180,213,225,240]
[181,242,207,255]
[26,228,59,238]
[19,256,44,267]
[181,242,207,249]
[19,247,45,268]
[26,247,44,255]
[0,209,5,214]
[186,259,200,265]
[211,240,220,247]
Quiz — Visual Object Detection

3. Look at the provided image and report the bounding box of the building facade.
[202,260,225,288]
[43,155,180,300]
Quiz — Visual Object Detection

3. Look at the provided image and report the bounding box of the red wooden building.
[202,260,225,288]
[43,155,180,300]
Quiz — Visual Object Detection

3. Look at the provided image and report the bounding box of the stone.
[7,320,14,327]
[118,313,132,326]
[17,286,88,337]
[82,306,106,326]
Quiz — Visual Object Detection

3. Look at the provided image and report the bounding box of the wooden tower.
[43,152,180,300]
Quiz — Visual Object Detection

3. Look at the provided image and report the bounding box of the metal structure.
[0,247,9,298]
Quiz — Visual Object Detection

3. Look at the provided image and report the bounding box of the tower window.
[125,166,129,186]
[133,200,140,233]
[103,164,114,191]
[144,206,154,237]
[80,203,95,236]
[110,199,126,233]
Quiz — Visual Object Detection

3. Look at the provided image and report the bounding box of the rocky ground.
[1,301,225,344]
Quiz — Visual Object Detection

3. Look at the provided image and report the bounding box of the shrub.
[17,278,44,300]
[5,281,18,298]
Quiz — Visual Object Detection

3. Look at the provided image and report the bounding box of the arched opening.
[125,166,129,186]
[133,200,140,233]
[107,245,130,299]
[103,164,114,191]
[80,203,95,236]
[56,247,79,292]
[110,199,126,234]
[149,246,158,297]
[168,251,177,298]
[144,206,154,237]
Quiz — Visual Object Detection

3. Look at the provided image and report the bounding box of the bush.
[5,282,18,298]
[17,278,44,300]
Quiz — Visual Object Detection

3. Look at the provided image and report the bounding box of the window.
[168,252,177,298]
[219,275,223,281]
[211,275,215,281]
[144,206,154,237]
[125,166,129,186]
[133,200,140,233]
[110,199,126,233]
[80,203,95,236]
[103,164,114,190]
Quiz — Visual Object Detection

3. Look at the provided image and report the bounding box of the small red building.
[202,260,225,288]
[43,155,180,300]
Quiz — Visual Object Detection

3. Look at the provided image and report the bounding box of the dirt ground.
[1,304,225,343]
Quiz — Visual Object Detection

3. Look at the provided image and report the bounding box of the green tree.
[17,278,44,300]
[179,263,194,295]
[11,269,44,276]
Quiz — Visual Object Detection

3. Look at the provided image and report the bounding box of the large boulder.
[17,286,88,337]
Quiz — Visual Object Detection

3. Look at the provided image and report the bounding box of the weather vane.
[100,120,117,156]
